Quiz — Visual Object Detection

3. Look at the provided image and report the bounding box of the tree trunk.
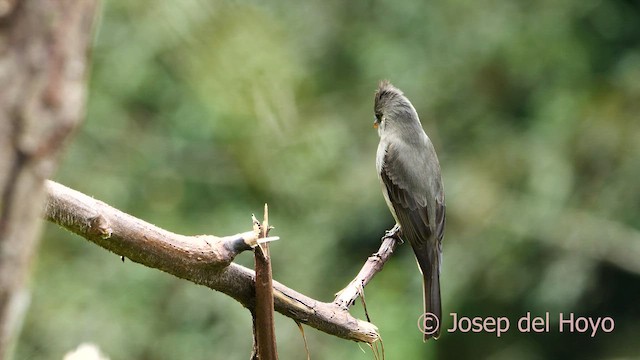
[0,0,98,357]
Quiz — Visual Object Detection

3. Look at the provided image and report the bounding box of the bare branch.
[252,204,278,359]
[333,236,401,309]
[43,180,379,343]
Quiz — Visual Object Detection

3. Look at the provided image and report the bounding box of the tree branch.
[43,180,379,344]
[252,205,278,359]
[333,235,400,309]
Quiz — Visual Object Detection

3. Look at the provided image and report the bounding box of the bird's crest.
[374,80,404,117]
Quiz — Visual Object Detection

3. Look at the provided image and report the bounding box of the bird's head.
[373,80,420,137]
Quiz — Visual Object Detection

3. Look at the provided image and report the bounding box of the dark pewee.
[374,81,446,340]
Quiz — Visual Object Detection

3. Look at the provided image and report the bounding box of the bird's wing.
[380,141,445,247]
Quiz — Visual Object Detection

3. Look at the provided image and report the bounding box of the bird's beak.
[373,121,378,129]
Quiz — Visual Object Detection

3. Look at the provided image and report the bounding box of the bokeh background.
[16,0,640,359]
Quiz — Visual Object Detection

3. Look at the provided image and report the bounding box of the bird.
[373,80,446,340]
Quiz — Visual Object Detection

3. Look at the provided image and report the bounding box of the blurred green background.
[16,0,640,359]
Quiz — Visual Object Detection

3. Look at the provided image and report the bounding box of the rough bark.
[0,0,99,357]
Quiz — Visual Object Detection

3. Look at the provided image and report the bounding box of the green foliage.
[17,0,640,358]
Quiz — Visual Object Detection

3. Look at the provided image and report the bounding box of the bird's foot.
[382,223,403,244]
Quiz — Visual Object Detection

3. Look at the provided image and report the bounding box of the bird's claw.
[382,223,403,243]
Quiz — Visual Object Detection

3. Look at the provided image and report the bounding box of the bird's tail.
[415,249,441,341]
[422,264,441,341]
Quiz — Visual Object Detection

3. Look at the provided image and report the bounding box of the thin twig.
[333,236,401,309]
